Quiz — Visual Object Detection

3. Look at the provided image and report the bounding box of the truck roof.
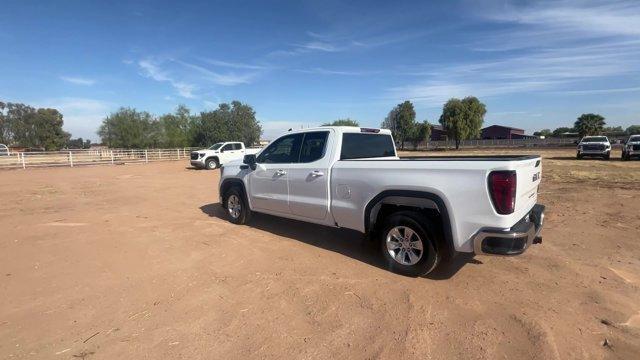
[285,126,393,136]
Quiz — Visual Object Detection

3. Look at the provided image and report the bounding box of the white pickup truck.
[219,127,545,276]
[622,134,640,161]
[190,142,260,170]
[576,136,611,160]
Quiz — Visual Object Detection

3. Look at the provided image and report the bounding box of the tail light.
[488,171,517,215]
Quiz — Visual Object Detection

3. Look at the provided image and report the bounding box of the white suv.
[622,135,640,161]
[577,136,611,160]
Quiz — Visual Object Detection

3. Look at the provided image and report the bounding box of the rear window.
[341,133,395,160]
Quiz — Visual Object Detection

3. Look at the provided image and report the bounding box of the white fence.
[0,148,198,170]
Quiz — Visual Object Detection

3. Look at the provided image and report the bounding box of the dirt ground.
[1,148,639,359]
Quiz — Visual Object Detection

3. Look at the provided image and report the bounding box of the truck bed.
[330,155,542,252]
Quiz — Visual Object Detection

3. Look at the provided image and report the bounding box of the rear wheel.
[223,187,251,224]
[206,158,219,170]
[379,211,440,277]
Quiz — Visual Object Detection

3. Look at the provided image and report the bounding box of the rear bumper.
[473,204,545,256]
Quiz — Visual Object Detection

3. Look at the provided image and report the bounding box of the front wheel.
[379,211,440,277]
[223,187,251,224]
[604,152,610,160]
[205,158,219,170]
[576,152,583,159]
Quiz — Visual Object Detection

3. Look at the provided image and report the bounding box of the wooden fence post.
[69,151,74,167]
[111,150,115,165]
[145,149,148,163]
[21,153,26,169]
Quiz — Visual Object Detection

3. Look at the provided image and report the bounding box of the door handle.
[310,170,324,177]
[275,169,287,176]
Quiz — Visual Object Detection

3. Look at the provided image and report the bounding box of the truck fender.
[364,190,455,260]
[220,179,248,209]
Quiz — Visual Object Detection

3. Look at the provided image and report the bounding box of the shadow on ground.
[547,156,621,161]
[200,203,478,280]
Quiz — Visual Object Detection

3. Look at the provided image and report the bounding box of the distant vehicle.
[218,126,545,276]
[622,135,640,161]
[190,142,260,170]
[577,136,611,160]
[0,144,8,156]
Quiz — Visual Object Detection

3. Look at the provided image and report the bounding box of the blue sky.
[1,0,639,141]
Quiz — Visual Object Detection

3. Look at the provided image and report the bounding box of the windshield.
[628,136,640,143]
[209,143,223,150]
[581,137,607,143]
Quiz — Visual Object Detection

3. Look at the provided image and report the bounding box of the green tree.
[533,129,552,137]
[439,96,486,149]
[98,107,157,148]
[381,101,415,150]
[551,127,575,137]
[574,113,606,137]
[408,121,432,149]
[626,125,640,135]
[0,101,8,144]
[192,101,262,147]
[322,118,359,127]
[158,105,193,148]
[0,101,70,150]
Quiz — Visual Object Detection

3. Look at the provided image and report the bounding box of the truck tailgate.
[514,157,542,216]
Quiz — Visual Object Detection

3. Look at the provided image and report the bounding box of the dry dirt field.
[1,148,640,359]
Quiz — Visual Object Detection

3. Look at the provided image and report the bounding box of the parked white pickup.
[219,127,545,276]
[190,142,260,170]
[622,135,640,161]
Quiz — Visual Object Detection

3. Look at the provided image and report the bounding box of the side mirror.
[243,154,257,170]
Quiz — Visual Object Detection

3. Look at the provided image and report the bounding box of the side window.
[257,134,303,164]
[221,143,234,151]
[233,143,243,150]
[299,132,329,163]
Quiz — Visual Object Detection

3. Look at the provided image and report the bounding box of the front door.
[248,134,302,214]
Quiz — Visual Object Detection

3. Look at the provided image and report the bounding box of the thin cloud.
[197,57,267,70]
[60,76,95,86]
[391,1,640,105]
[293,67,377,76]
[138,59,197,98]
[174,60,258,86]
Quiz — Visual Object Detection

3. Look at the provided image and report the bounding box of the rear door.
[219,143,236,163]
[287,130,333,220]
[248,133,302,214]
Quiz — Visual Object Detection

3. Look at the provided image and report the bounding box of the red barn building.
[481,125,534,140]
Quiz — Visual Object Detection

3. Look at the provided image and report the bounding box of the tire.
[622,152,627,161]
[379,211,440,277]
[205,158,219,170]
[604,153,610,160]
[576,152,583,160]
[222,187,251,224]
